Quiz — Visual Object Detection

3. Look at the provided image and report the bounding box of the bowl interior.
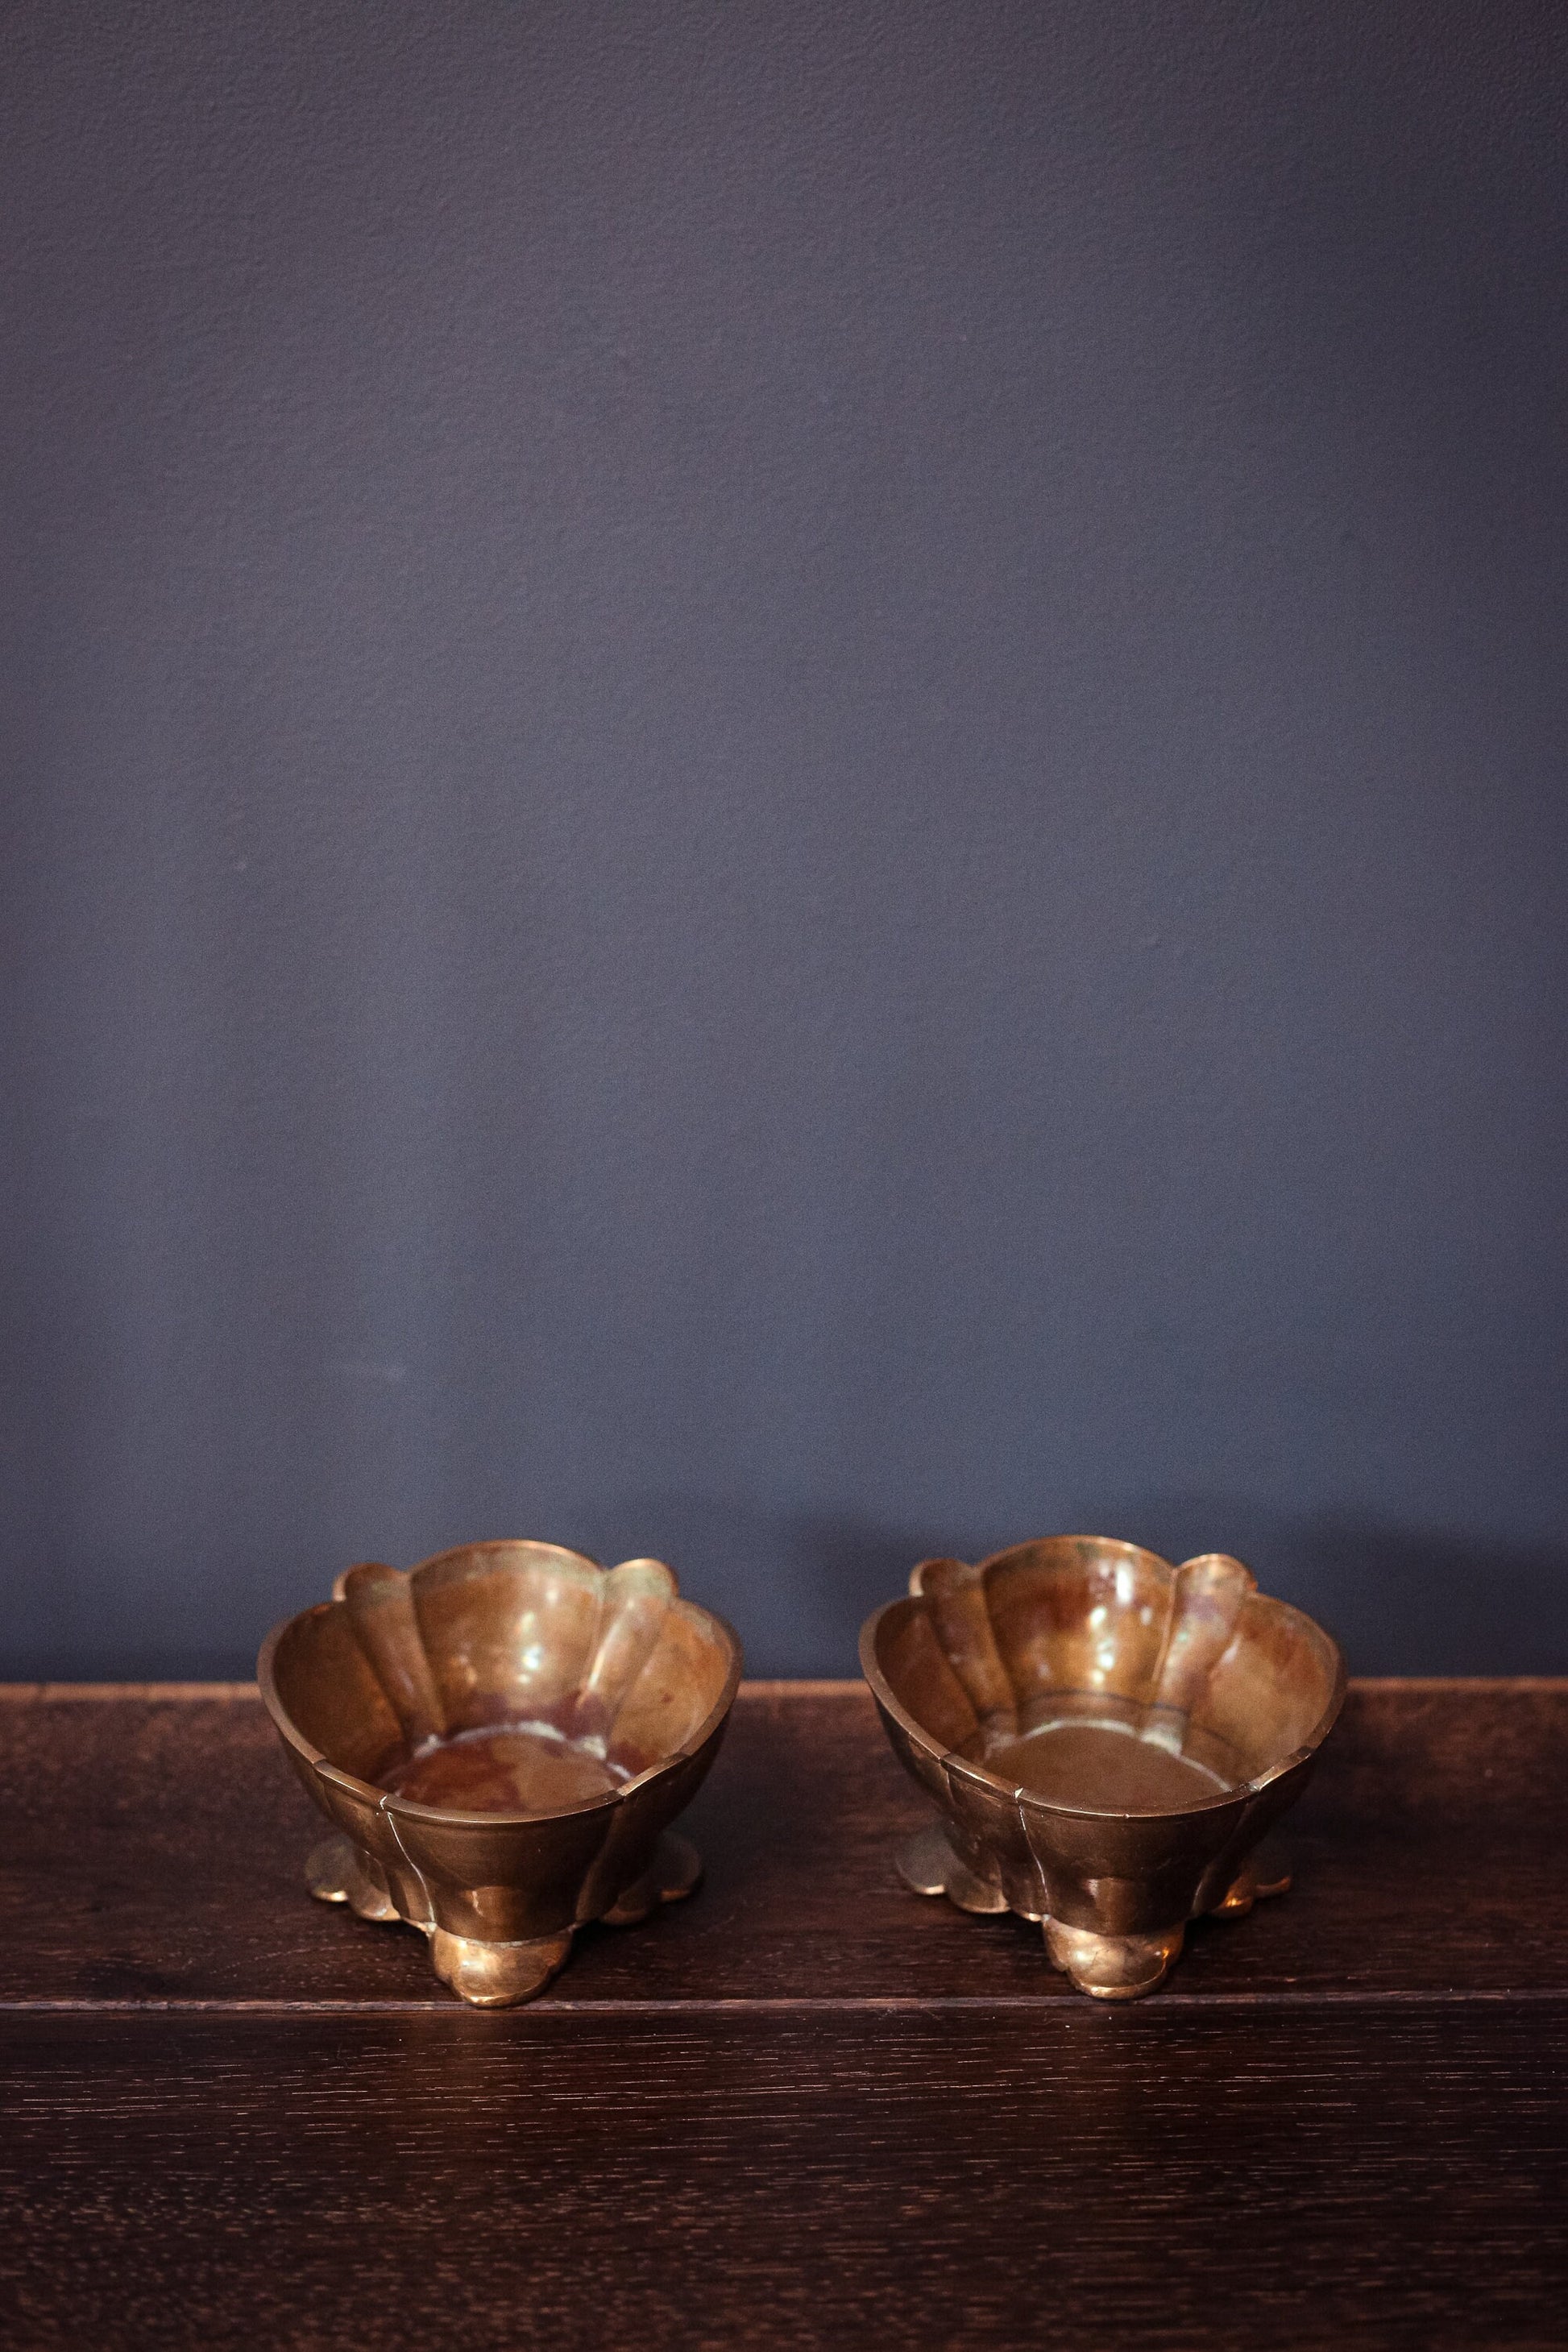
[872,1536,1341,1807]
[268,1541,738,1809]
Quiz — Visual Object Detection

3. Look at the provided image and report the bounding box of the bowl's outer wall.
[301,1711,733,1942]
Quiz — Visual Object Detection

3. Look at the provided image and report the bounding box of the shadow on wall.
[606,1495,963,1681]
[1265,1516,1568,1678]
[618,1495,1568,1680]
[1114,1502,1568,1678]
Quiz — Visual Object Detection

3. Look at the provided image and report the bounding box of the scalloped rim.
[859,1537,1346,1823]
[257,1540,744,1830]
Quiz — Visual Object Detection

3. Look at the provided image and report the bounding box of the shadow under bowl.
[259,1540,742,2005]
[861,1536,1344,1997]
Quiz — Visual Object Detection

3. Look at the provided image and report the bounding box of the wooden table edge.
[4,1675,1568,1701]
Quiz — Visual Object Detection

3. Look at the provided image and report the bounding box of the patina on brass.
[259,1541,741,2006]
[861,1537,1344,1998]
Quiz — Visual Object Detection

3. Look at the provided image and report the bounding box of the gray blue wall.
[4,1,1566,1676]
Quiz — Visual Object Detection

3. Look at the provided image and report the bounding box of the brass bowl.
[259,1541,741,2006]
[861,1537,1344,1998]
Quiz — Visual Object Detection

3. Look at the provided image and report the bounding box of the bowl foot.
[306,1831,397,1921]
[601,1831,703,1925]
[896,1822,1009,1914]
[894,1820,1292,1997]
[1209,1837,1292,1916]
[303,1828,703,2004]
[428,1927,573,2006]
[1044,1919,1184,1999]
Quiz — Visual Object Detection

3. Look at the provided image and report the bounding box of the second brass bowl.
[260,1540,741,2006]
[861,1536,1344,1997]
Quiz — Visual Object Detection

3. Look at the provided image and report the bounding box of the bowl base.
[1043,1918,1185,1999]
[305,1828,702,2006]
[895,1821,1290,1998]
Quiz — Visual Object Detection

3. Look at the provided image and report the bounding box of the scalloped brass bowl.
[259,1541,741,2006]
[861,1537,1344,1998]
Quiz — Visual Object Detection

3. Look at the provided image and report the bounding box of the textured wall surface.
[3,1,1566,1676]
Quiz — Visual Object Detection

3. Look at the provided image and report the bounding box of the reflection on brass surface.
[259,1542,741,2006]
[861,1537,1343,1998]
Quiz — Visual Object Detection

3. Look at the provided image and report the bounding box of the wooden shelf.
[2,1680,1564,2346]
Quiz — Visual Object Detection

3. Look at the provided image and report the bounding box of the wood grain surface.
[2,1680,1567,2005]
[2,2004,1565,2351]
[1,1682,1565,2347]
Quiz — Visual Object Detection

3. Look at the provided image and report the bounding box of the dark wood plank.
[2,1681,1567,2005]
[2,2004,1564,2350]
